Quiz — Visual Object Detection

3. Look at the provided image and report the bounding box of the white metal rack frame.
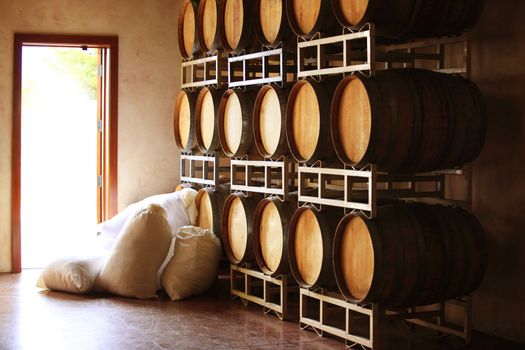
[227,48,295,88]
[230,158,293,199]
[300,288,472,350]
[298,164,451,219]
[297,23,469,80]
[181,53,224,89]
[297,26,376,79]
[230,264,297,320]
[179,153,228,188]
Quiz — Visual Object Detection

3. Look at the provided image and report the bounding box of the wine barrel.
[253,85,290,159]
[331,0,484,41]
[333,203,487,307]
[286,78,336,164]
[255,0,292,47]
[288,206,343,289]
[219,88,257,158]
[196,87,224,154]
[221,193,262,265]
[195,187,229,237]
[197,0,222,54]
[219,0,254,53]
[178,0,200,59]
[252,197,295,276]
[174,90,198,152]
[330,69,486,173]
[285,0,340,39]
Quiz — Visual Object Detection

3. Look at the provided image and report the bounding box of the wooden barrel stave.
[331,69,486,173]
[333,203,487,307]
[198,0,222,54]
[255,0,293,47]
[196,87,225,154]
[332,0,484,41]
[221,193,262,265]
[253,197,295,276]
[404,203,448,306]
[195,187,229,238]
[178,0,200,59]
[219,89,257,158]
[285,0,341,39]
[174,90,198,152]
[401,69,450,173]
[219,0,255,53]
[288,206,343,289]
[286,78,336,164]
[253,84,290,159]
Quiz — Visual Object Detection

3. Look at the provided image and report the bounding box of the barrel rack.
[225,41,298,199]
[294,26,475,349]
[230,156,295,200]
[297,23,470,80]
[227,46,296,88]
[300,288,472,349]
[225,39,298,317]
[296,25,472,219]
[228,158,298,319]
[181,52,227,89]
[177,13,477,348]
[298,164,467,219]
[179,152,231,188]
[230,264,298,320]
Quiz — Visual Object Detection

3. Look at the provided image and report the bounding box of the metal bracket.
[298,164,378,219]
[297,24,376,79]
[231,264,297,320]
[180,153,223,187]
[181,53,223,89]
[230,158,291,199]
[228,48,293,88]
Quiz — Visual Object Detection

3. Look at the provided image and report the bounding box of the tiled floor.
[0,271,523,350]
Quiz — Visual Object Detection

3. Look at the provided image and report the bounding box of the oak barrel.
[197,0,222,54]
[333,203,487,307]
[195,187,228,237]
[219,88,257,158]
[288,206,343,289]
[196,87,224,154]
[219,0,255,53]
[285,0,340,39]
[286,78,336,164]
[253,85,290,159]
[255,0,292,47]
[178,0,200,59]
[252,197,295,276]
[330,69,486,173]
[332,0,484,41]
[174,90,198,152]
[221,193,262,265]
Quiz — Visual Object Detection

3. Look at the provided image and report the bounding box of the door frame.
[11,34,119,273]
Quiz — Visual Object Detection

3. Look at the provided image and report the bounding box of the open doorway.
[12,34,119,272]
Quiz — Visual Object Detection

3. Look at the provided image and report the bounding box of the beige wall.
[0,0,183,272]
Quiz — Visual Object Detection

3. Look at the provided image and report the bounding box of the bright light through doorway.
[21,46,98,269]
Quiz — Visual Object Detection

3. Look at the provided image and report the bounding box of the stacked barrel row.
[179,0,484,58]
[219,196,487,307]
[175,0,489,309]
[178,0,292,58]
[175,70,487,172]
